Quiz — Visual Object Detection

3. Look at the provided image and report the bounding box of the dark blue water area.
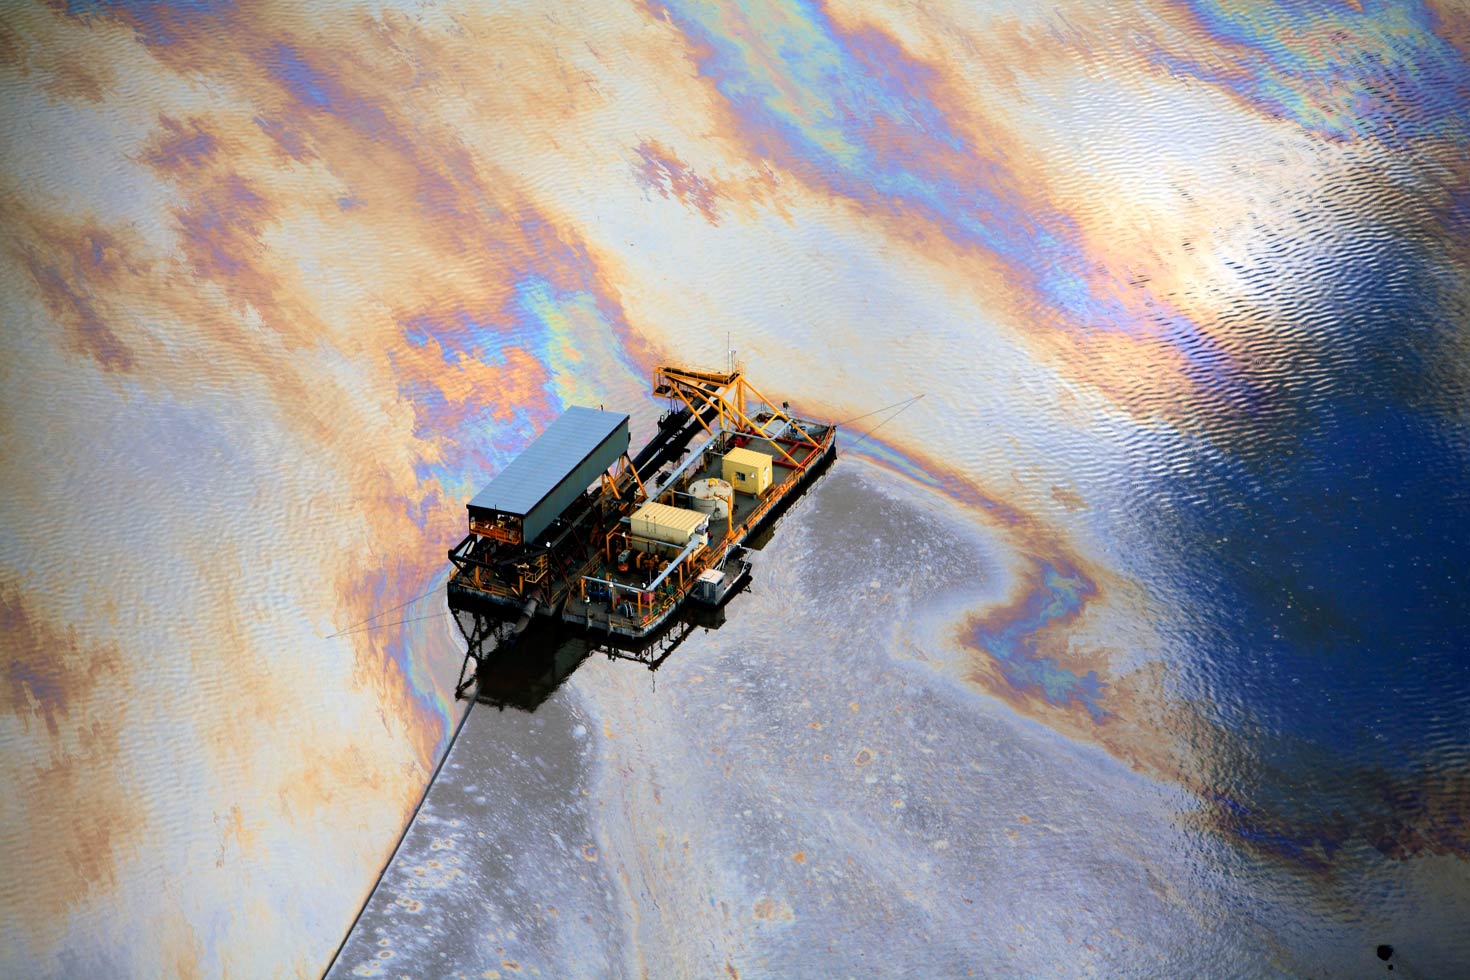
[1133,222,1470,863]
[1198,391,1467,749]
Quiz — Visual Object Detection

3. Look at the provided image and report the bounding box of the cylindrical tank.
[689,478,733,519]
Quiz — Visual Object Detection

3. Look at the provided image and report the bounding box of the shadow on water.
[448,578,745,712]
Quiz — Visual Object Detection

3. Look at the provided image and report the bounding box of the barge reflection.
[449,577,744,712]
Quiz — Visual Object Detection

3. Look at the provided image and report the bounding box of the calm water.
[2,2,1467,977]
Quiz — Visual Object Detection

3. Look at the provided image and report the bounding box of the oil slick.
[2,0,1467,976]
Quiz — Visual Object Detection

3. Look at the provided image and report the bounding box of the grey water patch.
[327,690,628,979]
[557,462,1303,979]
[328,458,1446,979]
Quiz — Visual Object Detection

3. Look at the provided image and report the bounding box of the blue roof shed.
[468,406,630,544]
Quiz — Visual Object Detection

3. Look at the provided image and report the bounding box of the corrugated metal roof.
[469,406,629,517]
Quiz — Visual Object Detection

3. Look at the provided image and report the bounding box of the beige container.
[722,447,774,496]
[629,501,709,553]
[689,478,733,519]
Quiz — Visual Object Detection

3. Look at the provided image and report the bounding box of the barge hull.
[448,364,837,647]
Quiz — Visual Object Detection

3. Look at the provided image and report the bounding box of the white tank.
[689,478,733,519]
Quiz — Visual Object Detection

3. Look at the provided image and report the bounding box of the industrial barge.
[447,364,836,641]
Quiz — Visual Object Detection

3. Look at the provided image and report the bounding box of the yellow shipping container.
[722,446,773,496]
[630,501,708,549]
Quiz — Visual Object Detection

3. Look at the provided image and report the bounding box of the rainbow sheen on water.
[1,1,1466,976]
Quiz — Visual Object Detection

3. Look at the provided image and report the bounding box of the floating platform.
[447,365,836,646]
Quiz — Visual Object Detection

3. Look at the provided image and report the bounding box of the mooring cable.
[321,670,480,978]
[831,392,925,428]
[843,393,927,453]
[326,609,453,639]
[322,584,446,638]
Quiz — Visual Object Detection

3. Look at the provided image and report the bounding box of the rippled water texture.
[2,1,1467,977]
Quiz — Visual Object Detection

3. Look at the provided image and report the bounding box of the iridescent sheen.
[2,0,1466,975]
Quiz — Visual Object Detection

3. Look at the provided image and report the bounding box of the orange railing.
[470,519,521,545]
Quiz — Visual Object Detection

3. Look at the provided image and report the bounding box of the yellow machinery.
[651,364,822,468]
[629,501,709,554]
[722,447,773,496]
